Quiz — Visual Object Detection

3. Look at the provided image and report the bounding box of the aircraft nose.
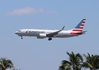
[15,31,18,34]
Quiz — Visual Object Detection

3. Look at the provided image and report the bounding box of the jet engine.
[37,33,47,39]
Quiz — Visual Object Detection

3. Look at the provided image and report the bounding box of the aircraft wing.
[46,26,65,37]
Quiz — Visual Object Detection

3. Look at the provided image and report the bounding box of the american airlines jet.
[15,19,87,41]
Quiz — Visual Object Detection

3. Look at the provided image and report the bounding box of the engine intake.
[37,33,46,39]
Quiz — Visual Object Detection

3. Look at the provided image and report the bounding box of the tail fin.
[75,18,86,29]
[73,18,86,31]
[70,19,86,34]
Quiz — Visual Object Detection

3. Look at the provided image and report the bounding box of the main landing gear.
[21,36,23,39]
[48,37,52,41]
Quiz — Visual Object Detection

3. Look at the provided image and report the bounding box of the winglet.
[62,26,65,30]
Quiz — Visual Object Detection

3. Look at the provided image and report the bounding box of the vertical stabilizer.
[70,19,86,34]
[75,18,86,29]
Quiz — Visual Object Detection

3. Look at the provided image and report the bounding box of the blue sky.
[0,0,99,70]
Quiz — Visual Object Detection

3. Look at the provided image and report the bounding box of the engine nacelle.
[37,33,47,39]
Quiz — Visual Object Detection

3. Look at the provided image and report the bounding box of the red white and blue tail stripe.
[70,19,86,34]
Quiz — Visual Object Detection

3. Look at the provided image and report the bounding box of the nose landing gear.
[21,36,23,39]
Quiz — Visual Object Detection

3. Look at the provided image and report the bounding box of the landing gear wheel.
[48,37,52,41]
[21,36,23,39]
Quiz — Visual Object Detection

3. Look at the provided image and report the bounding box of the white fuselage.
[15,29,76,38]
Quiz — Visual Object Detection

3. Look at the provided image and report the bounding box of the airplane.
[15,18,87,41]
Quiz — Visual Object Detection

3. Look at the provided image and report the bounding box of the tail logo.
[70,19,86,34]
